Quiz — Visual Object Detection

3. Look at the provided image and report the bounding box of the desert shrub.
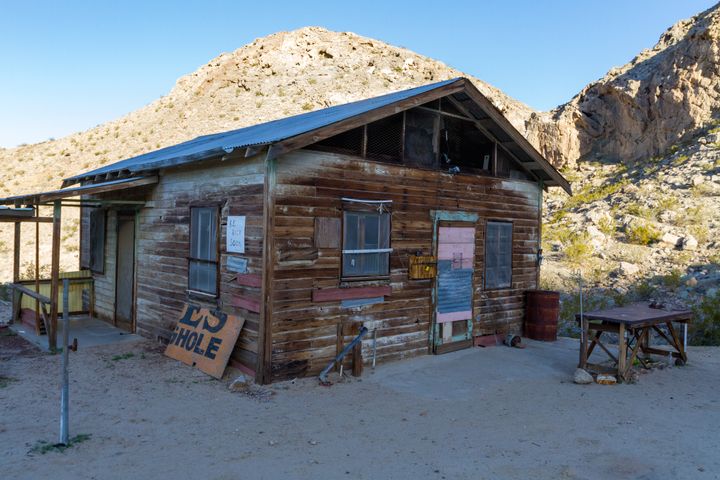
[564,233,592,263]
[633,280,657,300]
[626,202,657,221]
[657,195,679,211]
[597,216,617,236]
[626,223,661,245]
[688,224,709,244]
[691,291,720,345]
[673,205,705,227]
[662,269,683,290]
[563,180,629,211]
[672,154,689,166]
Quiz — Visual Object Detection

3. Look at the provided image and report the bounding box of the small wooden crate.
[409,255,437,279]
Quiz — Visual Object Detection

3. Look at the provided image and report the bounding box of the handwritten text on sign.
[227,215,245,253]
[164,304,245,379]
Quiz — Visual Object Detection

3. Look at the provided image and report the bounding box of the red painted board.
[474,334,503,348]
[231,295,261,313]
[236,273,262,288]
[312,286,392,303]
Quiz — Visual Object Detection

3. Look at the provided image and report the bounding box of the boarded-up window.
[342,209,391,278]
[485,221,512,289]
[189,206,218,295]
[89,209,106,273]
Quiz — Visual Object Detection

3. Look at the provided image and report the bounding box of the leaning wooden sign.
[164,304,245,379]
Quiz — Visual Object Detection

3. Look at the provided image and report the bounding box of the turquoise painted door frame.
[429,210,478,352]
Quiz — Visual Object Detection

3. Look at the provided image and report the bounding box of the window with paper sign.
[342,200,392,279]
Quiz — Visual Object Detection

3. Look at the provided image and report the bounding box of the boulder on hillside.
[681,235,698,250]
[618,262,640,276]
[661,232,681,248]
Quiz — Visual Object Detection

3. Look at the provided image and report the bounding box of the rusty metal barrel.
[524,290,559,341]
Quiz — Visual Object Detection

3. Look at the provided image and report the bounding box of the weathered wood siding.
[133,156,265,373]
[81,156,265,374]
[269,150,541,381]
[93,209,117,322]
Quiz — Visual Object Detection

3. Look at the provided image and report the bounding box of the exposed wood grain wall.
[269,150,541,381]
[92,210,117,322]
[82,156,265,375]
[133,156,265,374]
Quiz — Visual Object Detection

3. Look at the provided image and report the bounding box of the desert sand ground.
[1,333,719,480]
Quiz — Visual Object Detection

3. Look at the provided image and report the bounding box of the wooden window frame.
[89,208,106,274]
[188,203,221,298]
[484,220,513,290]
[341,202,392,281]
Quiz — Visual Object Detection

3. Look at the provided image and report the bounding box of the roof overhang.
[0,176,158,206]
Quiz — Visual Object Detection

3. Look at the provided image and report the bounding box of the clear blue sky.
[0,0,715,147]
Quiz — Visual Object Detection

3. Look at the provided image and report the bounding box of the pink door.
[433,226,475,351]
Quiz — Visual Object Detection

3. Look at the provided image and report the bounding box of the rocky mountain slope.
[0,27,539,279]
[0,27,536,279]
[527,3,720,170]
[1,8,719,342]
[537,4,720,343]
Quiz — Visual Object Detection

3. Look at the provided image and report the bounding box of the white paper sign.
[227,216,245,253]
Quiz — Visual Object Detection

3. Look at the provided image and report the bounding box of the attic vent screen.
[440,97,464,116]
[313,126,364,156]
[366,113,403,162]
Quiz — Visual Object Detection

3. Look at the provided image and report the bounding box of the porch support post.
[13,221,21,282]
[49,200,62,351]
[35,207,40,328]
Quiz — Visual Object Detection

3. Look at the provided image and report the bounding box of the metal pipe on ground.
[319,326,368,385]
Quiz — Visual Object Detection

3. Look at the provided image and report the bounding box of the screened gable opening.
[404,108,438,169]
[189,206,218,295]
[302,93,540,183]
[440,115,494,173]
[313,126,364,156]
[342,208,391,278]
[485,221,512,289]
[366,113,403,162]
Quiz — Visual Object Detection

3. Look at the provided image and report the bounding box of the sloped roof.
[62,78,571,193]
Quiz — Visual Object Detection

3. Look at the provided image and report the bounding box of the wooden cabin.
[1,78,570,383]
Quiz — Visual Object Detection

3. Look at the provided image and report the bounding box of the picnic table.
[576,303,692,382]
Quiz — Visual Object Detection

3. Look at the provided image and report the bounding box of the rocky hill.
[537,3,720,343]
[0,27,535,279]
[527,4,720,169]
[1,9,719,342]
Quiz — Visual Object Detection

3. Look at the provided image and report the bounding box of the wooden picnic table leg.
[586,329,603,358]
[625,328,647,377]
[617,323,627,382]
[666,321,688,364]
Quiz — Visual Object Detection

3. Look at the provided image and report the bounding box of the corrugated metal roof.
[63,78,461,186]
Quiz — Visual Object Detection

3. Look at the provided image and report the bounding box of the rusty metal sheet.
[164,304,245,379]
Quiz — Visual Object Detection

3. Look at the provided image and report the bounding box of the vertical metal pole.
[372,329,377,371]
[578,271,587,369]
[59,277,69,445]
[49,200,62,351]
